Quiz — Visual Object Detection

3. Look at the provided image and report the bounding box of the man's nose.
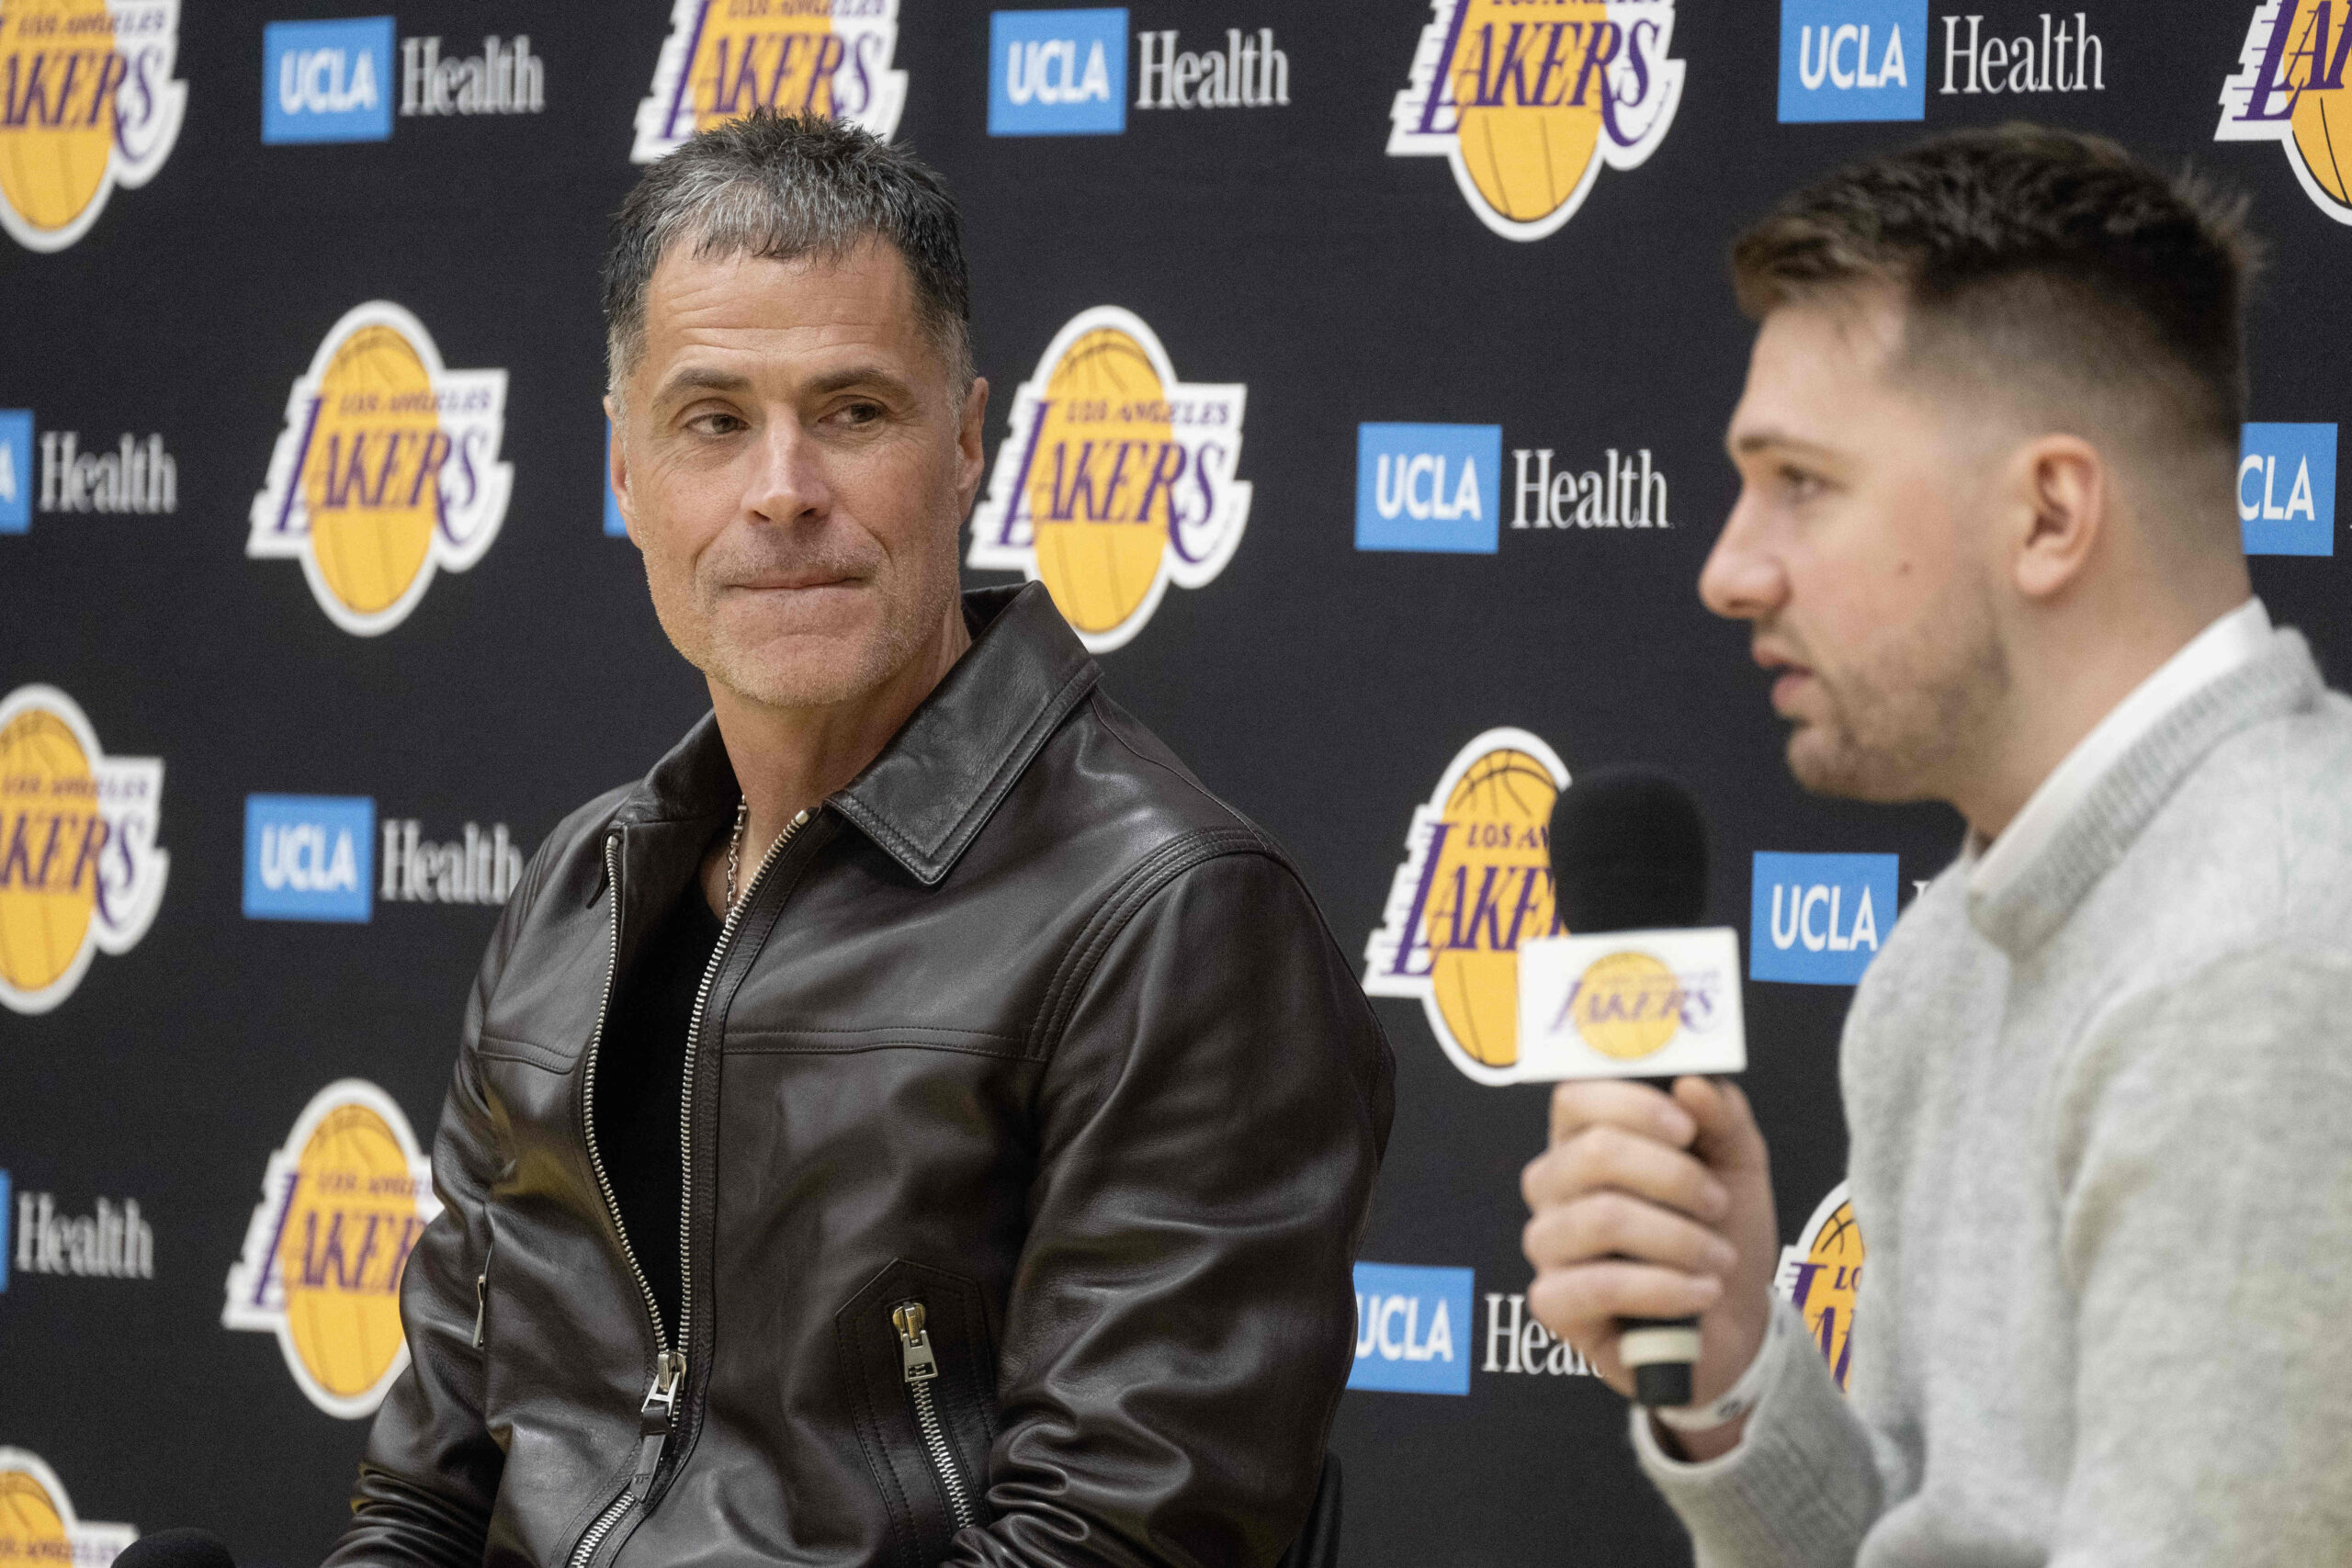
[1698,494,1787,624]
[743,420,831,524]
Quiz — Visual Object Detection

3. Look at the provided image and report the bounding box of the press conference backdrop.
[1,2,2344,1563]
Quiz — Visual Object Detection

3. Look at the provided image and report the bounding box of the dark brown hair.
[1732,124,2259,456]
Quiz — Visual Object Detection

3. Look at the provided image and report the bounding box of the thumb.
[1674,1076,1766,1174]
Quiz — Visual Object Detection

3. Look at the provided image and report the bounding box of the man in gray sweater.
[1520,126,2352,1564]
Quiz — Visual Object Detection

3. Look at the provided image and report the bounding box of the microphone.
[113,1530,235,1568]
[1515,767,1747,1410]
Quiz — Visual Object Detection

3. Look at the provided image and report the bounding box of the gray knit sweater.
[1634,628,2352,1565]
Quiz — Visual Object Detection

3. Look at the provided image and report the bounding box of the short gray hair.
[602,110,975,407]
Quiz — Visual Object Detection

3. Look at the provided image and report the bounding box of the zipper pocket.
[892,1301,978,1531]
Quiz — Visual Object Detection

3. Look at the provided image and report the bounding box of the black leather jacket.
[324,585,1395,1568]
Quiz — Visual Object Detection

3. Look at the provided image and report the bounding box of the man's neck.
[1958,584,2252,844]
[702,604,971,911]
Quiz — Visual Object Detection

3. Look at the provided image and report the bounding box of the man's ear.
[605,395,642,548]
[2006,434,2107,603]
[956,377,991,513]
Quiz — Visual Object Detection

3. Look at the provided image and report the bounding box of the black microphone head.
[1548,768,1709,933]
[113,1529,235,1568]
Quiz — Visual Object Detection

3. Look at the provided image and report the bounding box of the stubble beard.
[1783,581,2009,804]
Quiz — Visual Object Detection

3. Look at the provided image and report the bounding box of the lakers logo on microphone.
[0,0,187,253]
[967,307,1250,652]
[633,0,908,163]
[0,685,167,1017]
[2218,0,2352,225]
[223,1079,441,1418]
[1775,1180,1863,1392]
[0,1450,134,1567]
[1387,0,1684,242]
[1363,728,1569,1083]
[248,301,512,637]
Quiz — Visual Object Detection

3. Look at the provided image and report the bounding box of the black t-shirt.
[593,876,723,1337]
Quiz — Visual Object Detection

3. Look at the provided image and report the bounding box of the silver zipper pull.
[630,1352,687,1500]
[892,1303,939,1383]
[473,1271,489,1348]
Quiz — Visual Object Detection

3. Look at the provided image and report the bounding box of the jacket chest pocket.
[836,1259,1000,1567]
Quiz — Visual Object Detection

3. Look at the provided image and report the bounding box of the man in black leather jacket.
[322,111,1393,1568]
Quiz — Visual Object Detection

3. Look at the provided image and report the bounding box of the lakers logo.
[1557,951,1683,1060]
[1364,728,1569,1083]
[0,0,185,254]
[222,1079,441,1418]
[0,1450,135,1567]
[1387,0,1683,242]
[247,302,512,637]
[0,685,166,1016]
[967,307,1251,653]
[1775,1181,1863,1393]
[633,0,907,163]
[2218,0,2352,225]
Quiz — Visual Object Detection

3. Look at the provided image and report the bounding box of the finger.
[1537,1122,1730,1221]
[1522,1190,1739,1277]
[1527,1259,1724,1338]
[1674,1076,1768,1173]
[1550,1078,1696,1149]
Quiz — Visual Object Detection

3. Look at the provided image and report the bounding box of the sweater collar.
[1966,626,2321,956]
[615,582,1100,886]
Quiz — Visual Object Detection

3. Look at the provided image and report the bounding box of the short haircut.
[1730,124,2258,461]
[602,109,974,404]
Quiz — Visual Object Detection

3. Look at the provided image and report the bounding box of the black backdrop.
[4,3,2346,1564]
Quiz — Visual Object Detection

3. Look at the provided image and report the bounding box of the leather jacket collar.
[608,582,1101,886]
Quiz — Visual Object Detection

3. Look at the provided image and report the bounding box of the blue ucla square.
[1780,0,1928,123]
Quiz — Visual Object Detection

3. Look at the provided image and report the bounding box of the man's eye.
[690,412,747,436]
[1780,466,1823,501]
[834,401,884,427]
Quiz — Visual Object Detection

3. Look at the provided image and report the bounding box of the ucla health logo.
[0,410,177,533]
[968,307,1249,652]
[1350,1262,1472,1395]
[1388,0,1683,242]
[1356,424,1501,554]
[1780,0,1924,121]
[262,16,391,142]
[1775,1180,1862,1392]
[2240,423,2336,556]
[1749,851,1895,986]
[0,1450,136,1565]
[1364,729,1568,1084]
[0,0,185,253]
[634,0,906,162]
[2220,0,2352,224]
[249,301,511,636]
[990,8,1126,134]
[0,685,167,1016]
[223,1079,440,1418]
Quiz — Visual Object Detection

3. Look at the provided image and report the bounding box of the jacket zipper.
[892,1301,978,1531]
[568,813,810,1568]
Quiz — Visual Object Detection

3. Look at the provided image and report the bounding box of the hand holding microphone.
[1508,769,1779,1447]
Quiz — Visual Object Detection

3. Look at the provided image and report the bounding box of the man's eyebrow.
[804,364,917,400]
[1730,428,1839,460]
[651,366,753,407]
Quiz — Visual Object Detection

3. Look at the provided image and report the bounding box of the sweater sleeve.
[1629,1292,1885,1566]
[2045,948,2352,1566]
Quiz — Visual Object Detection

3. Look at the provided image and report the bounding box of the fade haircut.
[1731,124,2259,478]
[602,109,974,409]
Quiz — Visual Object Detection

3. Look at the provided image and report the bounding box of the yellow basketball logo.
[0,686,166,1016]
[2219,0,2352,224]
[1560,950,1684,1060]
[0,1452,134,1567]
[223,1079,441,1419]
[1389,0,1683,241]
[0,0,185,253]
[968,307,1251,653]
[247,302,512,637]
[1364,728,1571,1084]
[633,0,907,162]
[1775,1181,1863,1393]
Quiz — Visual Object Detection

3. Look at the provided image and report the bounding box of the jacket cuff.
[1628,1294,1879,1563]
